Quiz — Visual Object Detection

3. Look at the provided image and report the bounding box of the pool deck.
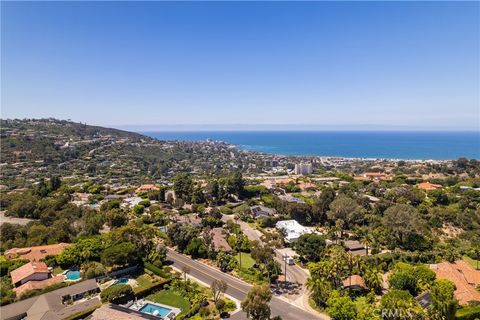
[129,299,181,319]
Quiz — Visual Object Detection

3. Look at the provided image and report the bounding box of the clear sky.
[2,1,479,131]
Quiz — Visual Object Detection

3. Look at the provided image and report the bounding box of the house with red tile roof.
[354,172,389,182]
[430,260,480,305]
[5,243,70,262]
[10,262,52,287]
[135,184,159,193]
[417,182,442,191]
[342,275,367,290]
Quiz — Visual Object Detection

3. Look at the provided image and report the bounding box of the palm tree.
[181,265,190,282]
[306,276,332,307]
[363,266,383,294]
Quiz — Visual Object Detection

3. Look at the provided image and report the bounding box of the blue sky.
[2,1,479,131]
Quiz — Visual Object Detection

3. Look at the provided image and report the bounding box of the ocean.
[141,131,480,160]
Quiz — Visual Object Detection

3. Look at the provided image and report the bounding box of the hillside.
[0,118,259,189]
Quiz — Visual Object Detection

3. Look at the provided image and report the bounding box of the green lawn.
[463,256,480,270]
[261,194,273,205]
[136,274,154,289]
[236,252,255,270]
[146,290,191,316]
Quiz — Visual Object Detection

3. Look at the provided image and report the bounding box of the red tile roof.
[342,275,367,289]
[5,243,70,262]
[417,182,442,191]
[431,261,480,305]
[10,262,50,285]
[135,184,159,193]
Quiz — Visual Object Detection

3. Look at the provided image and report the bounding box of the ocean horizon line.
[140,131,480,160]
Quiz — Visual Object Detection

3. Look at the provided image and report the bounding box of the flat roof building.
[275,220,311,242]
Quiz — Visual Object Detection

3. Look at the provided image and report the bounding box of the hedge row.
[177,302,202,320]
[143,262,171,279]
[456,305,480,320]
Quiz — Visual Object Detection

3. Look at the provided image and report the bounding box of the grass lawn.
[261,194,273,205]
[236,252,255,270]
[135,274,154,289]
[463,256,480,270]
[146,289,191,316]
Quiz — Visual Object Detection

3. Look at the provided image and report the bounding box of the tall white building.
[294,163,313,175]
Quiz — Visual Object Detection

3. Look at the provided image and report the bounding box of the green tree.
[173,173,194,202]
[184,238,208,259]
[388,268,418,296]
[380,289,422,320]
[133,204,145,215]
[101,242,139,267]
[294,233,326,262]
[306,276,332,307]
[228,171,245,198]
[382,204,422,247]
[81,261,107,279]
[327,195,365,237]
[216,252,237,272]
[241,284,272,320]
[326,290,357,320]
[363,266,383,294]
[312,187,335,223]
[100,284,134,303]
[167,223,198,252]
[211,279,228,303]
[105,208,128,228]
[429,279,457,320]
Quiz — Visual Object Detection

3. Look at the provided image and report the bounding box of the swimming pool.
[139,303,172,318]
[64,270,81,281]
[111,278,129,286]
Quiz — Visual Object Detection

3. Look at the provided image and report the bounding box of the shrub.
[455,305,480,320]
[81,261,107,279]
[100,284,134,304]
[144,262,171,278]
[215,299,226,312]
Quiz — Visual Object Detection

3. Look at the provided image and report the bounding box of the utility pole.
[283,253,288,283]
[237,237,242,270]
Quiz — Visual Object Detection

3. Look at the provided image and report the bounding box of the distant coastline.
[140,130,480,161]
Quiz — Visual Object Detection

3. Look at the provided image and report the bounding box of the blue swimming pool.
[112,278,129,286]
[139,303,172,318]
[65,270,81,281]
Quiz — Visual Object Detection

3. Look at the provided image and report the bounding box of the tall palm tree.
[363,266,383,294]
[306,276,332,307]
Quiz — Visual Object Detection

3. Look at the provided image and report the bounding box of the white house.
[122,196,143,208]
[275,220,311,242]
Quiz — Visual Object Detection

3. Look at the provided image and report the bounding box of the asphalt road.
[167,249,323,320]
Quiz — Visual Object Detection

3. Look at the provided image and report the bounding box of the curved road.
[167,249,324,320]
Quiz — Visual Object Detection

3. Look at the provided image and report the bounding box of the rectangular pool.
[139,303,172,318]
